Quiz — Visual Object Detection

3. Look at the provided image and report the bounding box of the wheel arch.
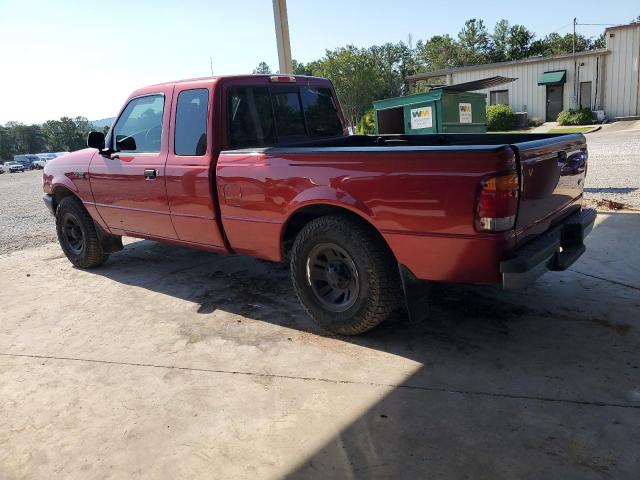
[280,203,395,261]
[51,185,78,213]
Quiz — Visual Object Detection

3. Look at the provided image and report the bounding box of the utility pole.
[572,17,578,108]
[272,0,293,74]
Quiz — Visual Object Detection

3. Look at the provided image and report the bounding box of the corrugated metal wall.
[604,24,640,118]
[448,54,604,122]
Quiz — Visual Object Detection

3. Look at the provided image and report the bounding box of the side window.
[228,87,275,149]
[113,95,164,153]
[175,89,209,156]
[271,90,306,138]
[300,87,343,137]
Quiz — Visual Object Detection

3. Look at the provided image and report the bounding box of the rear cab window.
[226,83,343,149]
[175,88,209,156]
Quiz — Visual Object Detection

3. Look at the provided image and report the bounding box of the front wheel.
[290,216,401,335]
[55,196,108,268]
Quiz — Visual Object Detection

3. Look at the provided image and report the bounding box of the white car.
[0,164,5,174]
[33,159,48,169]
[3,161,25,173]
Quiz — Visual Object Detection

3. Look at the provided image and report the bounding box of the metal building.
[407,22,640,123]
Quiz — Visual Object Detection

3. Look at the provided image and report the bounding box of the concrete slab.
[0,212,638,479]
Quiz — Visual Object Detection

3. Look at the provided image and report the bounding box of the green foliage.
[529,32,595,57]
[292,59,313,75]
[311,45,386,128]
[486,104,516,131]
[252,61,271,74]
[0,117,95,160]
[369,42,416,98]
[415,34,460,71]
[556,108,594,126]
[529,118,543,128]
[507,25,535,60]
[457,19,490,65]
[356,110,376,135]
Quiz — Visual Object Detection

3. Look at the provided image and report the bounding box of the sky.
[0,0,636,124]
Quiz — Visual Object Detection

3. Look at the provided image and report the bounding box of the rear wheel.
[55,196,108,268]
[290,216,401,335]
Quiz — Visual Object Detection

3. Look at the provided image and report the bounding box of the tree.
[41,116,94,152]
[593,33,606,49]
[0,125,17,160]
[292,59,314,75]
[415,34,460,71]
[252,62,272,74]
[457,19,490,65]
[507,25,535,60]
[311,45,384,128]
[530,32,593,56]
[4,122,45,155]
[369,42,416,98]
[489,19,510,62]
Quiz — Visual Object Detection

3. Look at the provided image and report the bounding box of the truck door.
[165,83,226,248]
[89,87,178,239]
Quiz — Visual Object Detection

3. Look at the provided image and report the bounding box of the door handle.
[144,168,158,180]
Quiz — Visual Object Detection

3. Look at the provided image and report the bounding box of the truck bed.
[218,132,588,283]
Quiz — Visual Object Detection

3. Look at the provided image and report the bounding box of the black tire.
[55,196,108,268]
[290,215,401,335]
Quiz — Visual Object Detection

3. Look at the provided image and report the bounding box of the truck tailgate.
[511,134,588,245]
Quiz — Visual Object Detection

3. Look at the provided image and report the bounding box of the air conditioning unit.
[514,112,528,129]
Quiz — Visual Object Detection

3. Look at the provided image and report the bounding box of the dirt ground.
[1,209,639,479]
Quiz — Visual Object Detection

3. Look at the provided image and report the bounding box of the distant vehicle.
[4,161,25,173]
[14,154,40,170]
[33,159,48,169]
[0,164,5,174]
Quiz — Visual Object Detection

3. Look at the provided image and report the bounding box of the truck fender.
[284,185,375,220]
[280,186,385,259]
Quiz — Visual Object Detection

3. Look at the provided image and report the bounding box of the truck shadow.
[84,211,640,478]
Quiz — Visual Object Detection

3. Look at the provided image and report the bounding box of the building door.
[546,85,563,121]
[580,81,592,109]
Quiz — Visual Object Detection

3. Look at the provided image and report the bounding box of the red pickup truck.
[43,74,596,334]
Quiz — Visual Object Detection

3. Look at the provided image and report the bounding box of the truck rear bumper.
[501,208,597,289]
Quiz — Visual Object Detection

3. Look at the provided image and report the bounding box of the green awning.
[538,70,566,85]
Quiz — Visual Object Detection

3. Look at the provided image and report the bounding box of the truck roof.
[130,74,332,98]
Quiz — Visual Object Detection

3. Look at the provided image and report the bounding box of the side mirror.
[87,131,105,150]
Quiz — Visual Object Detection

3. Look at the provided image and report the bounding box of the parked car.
[43,74,596,335]
[0,164,5,174]
[4,161,25,173]
[33,159,48,169]
[14,154,39,170]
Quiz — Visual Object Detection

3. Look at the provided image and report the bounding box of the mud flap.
[399,264,431,323]
[95,222,124,254]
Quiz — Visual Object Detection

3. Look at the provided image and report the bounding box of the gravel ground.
[583,123,640,209]
[0,169,55,254]
[0,126,637,255]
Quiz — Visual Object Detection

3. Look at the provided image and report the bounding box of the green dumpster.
[373,89,487,134]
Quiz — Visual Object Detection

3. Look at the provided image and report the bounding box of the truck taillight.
[476,172,519,232]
